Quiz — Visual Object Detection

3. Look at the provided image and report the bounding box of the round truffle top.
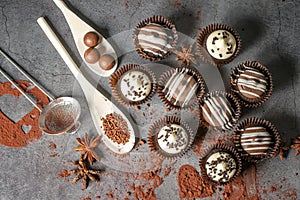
[120,70,152,102]
[240,126,273,156]
[162,68,199,107]
[237,65,267,99]
[157,124,189,154]
[205,151,237,183]
[201,95,235,130]
[206,30,236,60]
[137,23,171,58]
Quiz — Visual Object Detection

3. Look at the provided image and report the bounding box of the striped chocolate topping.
[137,23,171,58]
[202,95,235,130]
[240,126,273,156]
[237,65,267,99]
[163,68,198,107]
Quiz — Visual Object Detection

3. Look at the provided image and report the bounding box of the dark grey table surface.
[0,0,299,199]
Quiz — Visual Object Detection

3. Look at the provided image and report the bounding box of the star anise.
[278,142,290,160]
[69,154,102,190]
[291,136,300,156]
[74,133,101,165]
[173,44,197,67]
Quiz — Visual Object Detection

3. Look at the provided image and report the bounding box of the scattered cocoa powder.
[164,167,171,177]
[178,165,215,199]
[57,169,71,178]
[82,197,91,200]
[0,80,49,147]
[270,186,277,192]
[124,1,129,9]
[49,142,57,149]
[135,105,140,110]
[101,112,130,145]
[106,193,114,198]
[172,0,183,8]
[95,196,101,199]
[50,153,59,157]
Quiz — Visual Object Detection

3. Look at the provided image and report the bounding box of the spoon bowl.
[53,0,118,77]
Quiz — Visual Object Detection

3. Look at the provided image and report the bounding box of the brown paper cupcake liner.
[197,24,241,67]
[157,67,206,110]
[233,117,281,163]
[147,116,195,159]
[110,64,157,106]
[133,15,178,61]
[230,61,273,108]
[197,91,241,131]
[199,143,243,186]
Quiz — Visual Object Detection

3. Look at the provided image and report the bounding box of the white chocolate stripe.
[241,141,273,145]
[237,79,267,91]
[239,74,267,83]
[166,72,185,100]
[245,127,265,130]
[243,146,271,151]
[241,138,272,143]
[143,48,162,56]
[247,152,267,155]
[174,75,192,105]
[241,132,270,138]
[205,98,230,129]
[140,27,168,36]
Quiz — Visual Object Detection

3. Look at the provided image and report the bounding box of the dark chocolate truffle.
[158,67,205,109]
[240,126,273,156]
[199,91,241,131]
[99,54,115,70]
[83,31,100,47]
[230,61,273,108]
[84,47,100,64]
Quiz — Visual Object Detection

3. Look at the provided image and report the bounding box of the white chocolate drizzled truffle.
[157,124,188,154]
[120,71,151,102]
[206,30,236,60]
[240,126,273,156]
[237,65,267,99]
[137,23,172,58]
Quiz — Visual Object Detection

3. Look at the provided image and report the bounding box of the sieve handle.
[37,17,81,78]
[0,67,42,112]
[0,48,55,101]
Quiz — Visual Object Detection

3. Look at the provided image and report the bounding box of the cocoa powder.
[0,80,49,147]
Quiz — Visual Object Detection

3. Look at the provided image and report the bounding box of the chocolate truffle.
[134,15,178,61]
[84,47,100,64]
[197,24,241,67]
[137,23,170,58]
[157,124,189,154]
[84,31,100,47]
[119,70,151,102]
[240,126,273,156]
[230,61,273,108]
[110,64,156,106]
[99,54,115,70]
[199,91,241,131]
[234,117,281,163]
[158,67,205,109]
[200,144,242,185]
[206,30,236,60]
[148,116,194,159]
[205,151,237,183]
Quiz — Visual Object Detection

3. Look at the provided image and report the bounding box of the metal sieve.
[0,49,81,135]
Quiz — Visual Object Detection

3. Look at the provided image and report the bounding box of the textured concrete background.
[0,0,299,199]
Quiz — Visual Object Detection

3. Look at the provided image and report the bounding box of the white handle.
[37,17,80,77]
[53,0,69,13]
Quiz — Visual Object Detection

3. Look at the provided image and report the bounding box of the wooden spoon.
[37,17,135,154]
[53,0,118,77]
